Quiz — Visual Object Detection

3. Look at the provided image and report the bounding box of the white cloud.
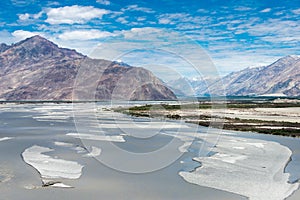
[12,30,44,41]
[274,11,284,16]
[87,27,218,80]
[234,6,253,11]
[291,8,300,15]
[50,39,100,56]
[0,30,17,44]
[33,11,43,19]
[119,27,166,39]
[18,11,43,21]
[116,17,129,24]
[58,30,115,40]
[137,17,146,21]
[18,13,30,21]
[158,13,212,29]
[7,4,299,78]
[243,19,300,40]
[159,18,173,25]
[11,0,35,6]
[96,0,110,5]
[260,8,271,13]
[158,13,189,25]
[121,5,155,13]
[197,9,209,13]
[45,5,109,24]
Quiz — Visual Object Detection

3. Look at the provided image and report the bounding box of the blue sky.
[0,0,299,79]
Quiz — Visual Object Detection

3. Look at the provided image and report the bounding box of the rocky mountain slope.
[0,43,10,53]
[207,55,300,96]
[0,36,176,101]
[168,55,300,97]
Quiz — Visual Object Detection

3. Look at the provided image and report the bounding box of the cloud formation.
[12,30,43,40]
[45,5,110,24]
[58,30,115,40]
[260,8,271,13]
[1,1,299,77]
[121,5,155,13]
[18,11,43,21]
[96,0,110,5]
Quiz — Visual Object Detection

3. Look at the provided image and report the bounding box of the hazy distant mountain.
[0,36,176,101]
[167,77,194,96]
[206,55,300,97]
[168,55,300,97]
[167,77,218,97]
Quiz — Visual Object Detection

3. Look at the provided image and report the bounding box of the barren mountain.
[0,36,176,101]
[168,56,299,97]
[0,43,10,53]
[206,55,300,96]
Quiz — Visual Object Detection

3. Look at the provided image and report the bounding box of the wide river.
[0,102,299,200]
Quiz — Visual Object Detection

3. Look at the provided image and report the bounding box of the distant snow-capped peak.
[289,55,300,59]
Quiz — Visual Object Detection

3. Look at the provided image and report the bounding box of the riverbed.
[0,103,299,200]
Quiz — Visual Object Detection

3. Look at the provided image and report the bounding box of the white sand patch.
[0,137,13,142]
[212,153,247,164]
[54,141,74,147]
[50,182,73,188]
[257,126,300,130]
[246,142,265,148]
[178,141,193,153]
[33,115,70,122]
[32,110,72,122]
[99,122,189,129]
[67,133,125,142]
[33,115,70,120]
[22,145,83,180]
[24,184,39,190]
[254,107,300,117]
[232,146,245,150]
[83,146,102,157]
[194,107,300,123]
[221,131,237,135]
[180,136,299,200]
[24,182,73,189]
[54,141,89,154]
[72,146,87,154]
[32,105,73,111]
[231,123,262,126]
[225,113,299,123]
[259,93,287,97]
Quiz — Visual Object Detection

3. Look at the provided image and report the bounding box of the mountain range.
[1,36,299,100]
[168,55,300,97]
[0,36,176,101]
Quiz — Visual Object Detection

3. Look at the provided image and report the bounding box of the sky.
[0,0,299,80]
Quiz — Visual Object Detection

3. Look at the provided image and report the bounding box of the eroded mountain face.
[208,55,300,96]
[168,55,300,97]
[0,36,176,101]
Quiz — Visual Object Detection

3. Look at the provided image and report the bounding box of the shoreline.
[176,131,299,200]
[114,102,300,138]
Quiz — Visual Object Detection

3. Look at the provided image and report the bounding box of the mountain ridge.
[168,55,300,97]
[211,55,300,96]
[0,35,176,101]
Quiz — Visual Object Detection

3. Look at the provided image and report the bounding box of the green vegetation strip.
[114,103,300,138]
[118,102,300,111]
